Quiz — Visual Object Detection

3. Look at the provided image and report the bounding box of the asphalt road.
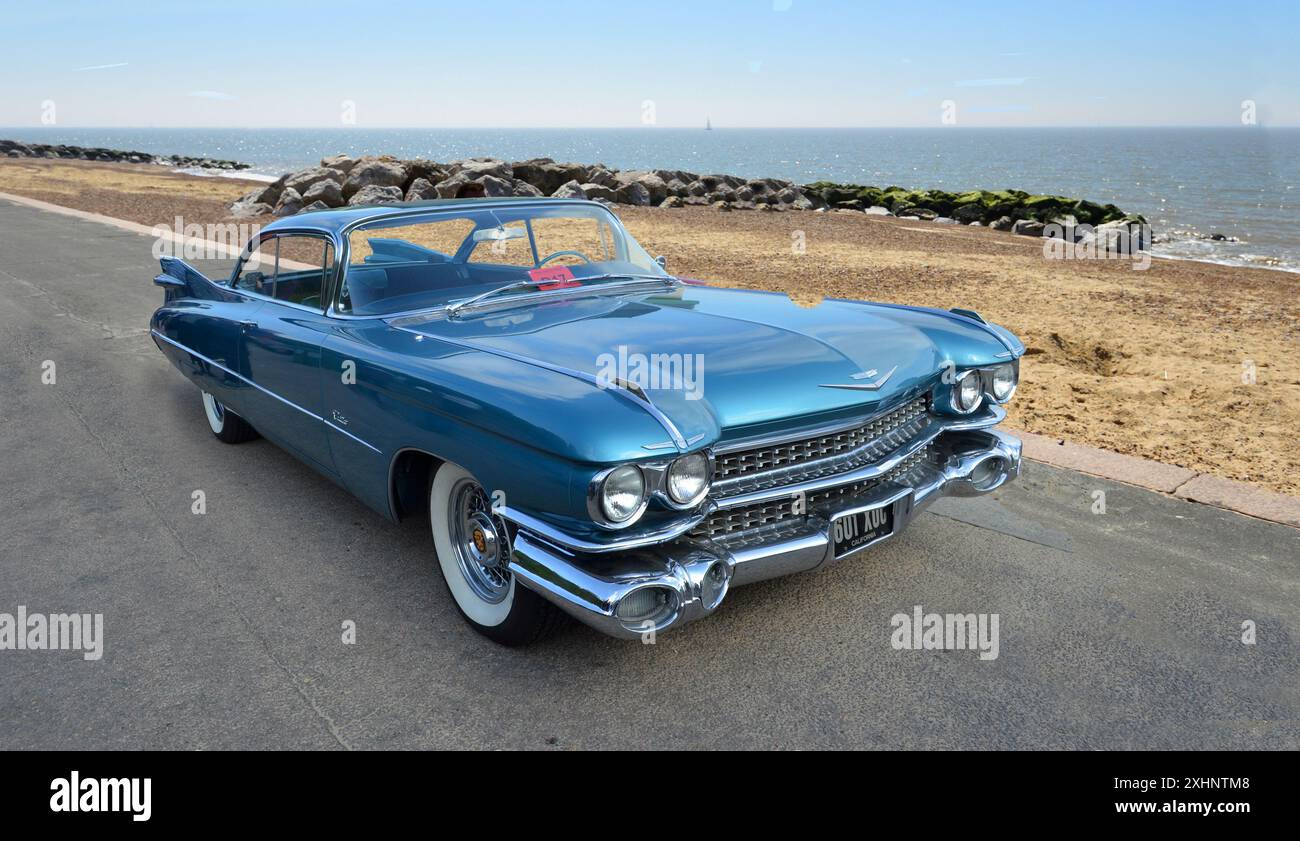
[1,199,1298,750]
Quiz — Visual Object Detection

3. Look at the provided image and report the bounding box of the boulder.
[1012,219,1046,237]
[347,184,403,206]
[707,186,737,204]
[229,199,272,219]
[933,217,958,225]
[952,203,985,224]
[685,180,708,197]
[733,185,755,202]
[342,158,409,198]
[300,200,331,213]
[404,159,445,187]
[301,178,344,207]
[615,181,651,206]
[664,178,690,197]
[614,171,669,204]
[897,207,938,221]
[404,177,438,202]
[476,174,517,197]
[653,168,699,186]
[579,183,617,202]
[433,172,473,199]
[702,173,746,190]
[660,195,685,208]
[551,180,587,199]
[243,175,287,208]
[712,200,732,212]
[320,154,357,175]
[990,215,1015,231]
[863,206,892,216]
[285,166,347,196]
[585,166,618,187]
[447,157,512,180]
[512,158,589,194]
[510,180,544,198]
[273,188,304,217]
[1097,218,1152,250]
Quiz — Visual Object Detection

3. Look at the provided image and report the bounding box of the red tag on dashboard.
[528,265,580,290]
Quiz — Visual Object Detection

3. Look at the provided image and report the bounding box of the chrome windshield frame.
[323,200,671,321]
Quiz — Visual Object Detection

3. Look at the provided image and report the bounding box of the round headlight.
[953,370,984,413]
[599,464,646,523]
[666,452,710,505]
[990,362,1017,403]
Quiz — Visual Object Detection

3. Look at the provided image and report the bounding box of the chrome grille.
[690,444,934,542]
[712,396,932,496]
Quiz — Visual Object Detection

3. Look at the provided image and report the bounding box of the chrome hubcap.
[448,479,511,603]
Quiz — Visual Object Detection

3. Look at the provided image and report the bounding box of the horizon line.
[2,124,1297,131]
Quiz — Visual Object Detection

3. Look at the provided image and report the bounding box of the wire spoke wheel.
[447,478,512,604]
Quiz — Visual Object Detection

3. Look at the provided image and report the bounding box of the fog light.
[615,586,676,625]
[969,457,1003,489]
[700,561,730,611]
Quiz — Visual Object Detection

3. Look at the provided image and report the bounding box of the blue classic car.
[151,197,1023,645]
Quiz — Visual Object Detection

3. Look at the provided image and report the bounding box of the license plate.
[831,503,894,558]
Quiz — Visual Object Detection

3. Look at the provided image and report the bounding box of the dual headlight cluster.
[952,361,1018,414]
[591,452,711,528]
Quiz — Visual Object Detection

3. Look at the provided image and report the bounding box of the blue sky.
[2,0,1297,127]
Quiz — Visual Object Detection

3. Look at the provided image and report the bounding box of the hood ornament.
[820,365,897,391]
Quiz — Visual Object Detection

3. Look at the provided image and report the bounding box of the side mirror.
[654,255,668,270]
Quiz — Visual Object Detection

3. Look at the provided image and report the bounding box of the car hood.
[392,284,1017,448]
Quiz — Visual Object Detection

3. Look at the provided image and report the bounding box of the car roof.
[259,197,607,237]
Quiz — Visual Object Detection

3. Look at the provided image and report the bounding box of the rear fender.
[154,256,214,300]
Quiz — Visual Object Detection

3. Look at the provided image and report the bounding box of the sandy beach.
[3,156,1297,495]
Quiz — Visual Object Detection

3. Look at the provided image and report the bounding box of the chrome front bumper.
[507,428,1022,640]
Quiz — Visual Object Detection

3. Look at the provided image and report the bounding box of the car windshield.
[337,204,667,316]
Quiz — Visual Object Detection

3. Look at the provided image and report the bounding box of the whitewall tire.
[428,461,561,645]
[201,390,258,444]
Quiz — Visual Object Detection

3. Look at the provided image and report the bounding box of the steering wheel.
[537,250,593,267]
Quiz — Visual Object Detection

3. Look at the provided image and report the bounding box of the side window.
[234,235,333,308]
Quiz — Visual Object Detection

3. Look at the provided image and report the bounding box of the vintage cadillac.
[150,198,1023,645]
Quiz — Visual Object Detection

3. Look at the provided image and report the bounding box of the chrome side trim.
[389,324,691,450]
[500,505,710,554]
[150,330,382,455]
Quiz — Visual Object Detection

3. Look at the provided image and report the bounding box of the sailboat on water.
[705,117,712,131]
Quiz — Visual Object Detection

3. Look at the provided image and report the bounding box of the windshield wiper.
[445,273,676,318]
